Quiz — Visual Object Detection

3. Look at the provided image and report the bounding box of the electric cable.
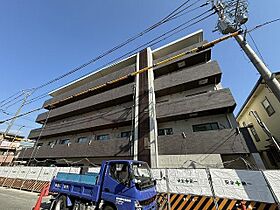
[0,29,240,125]
[31,0,202,92]
[17,7,215,108]
[0,0,206,109]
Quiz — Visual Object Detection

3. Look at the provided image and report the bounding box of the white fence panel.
[8,167,21,178]
[69,167,80,174]
[0,167,4,177]
[1,167,12,178]
[167,169,212,196]
[38,167,56,181]
[17,167,30,179]
[210,169,274,203]
[26,167,42,180]
[151,169,167,193]
[88,167,100,173]
[263,170,280,203]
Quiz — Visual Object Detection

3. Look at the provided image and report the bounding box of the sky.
[0,0,279,137]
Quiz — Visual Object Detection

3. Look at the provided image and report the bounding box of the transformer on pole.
[212,0,280,104]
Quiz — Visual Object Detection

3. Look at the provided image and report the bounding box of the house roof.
[236,71,280,119]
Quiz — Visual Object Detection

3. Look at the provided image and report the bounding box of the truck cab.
[49,160,157,210]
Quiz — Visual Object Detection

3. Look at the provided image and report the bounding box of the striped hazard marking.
[157,193,278,210]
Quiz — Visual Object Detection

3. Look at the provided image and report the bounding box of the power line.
[0,0,204,110]
[16,6,213,108]
[32,0,202,92]
[248,18,280,33]
[0,30,241,125]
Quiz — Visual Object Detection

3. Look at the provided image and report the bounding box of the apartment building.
[237,72,280,169]
[20,30,258,169]
[0,132,25,165]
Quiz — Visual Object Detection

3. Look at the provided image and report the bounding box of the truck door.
[102,162,135,209]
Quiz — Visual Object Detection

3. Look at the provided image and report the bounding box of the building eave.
[236,71,280,120]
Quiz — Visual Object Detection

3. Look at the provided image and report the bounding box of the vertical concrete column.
[147,47,159,168]
[133,53,140,161]
[137,49,151,165]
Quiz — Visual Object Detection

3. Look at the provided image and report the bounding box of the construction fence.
[0,166,279,210]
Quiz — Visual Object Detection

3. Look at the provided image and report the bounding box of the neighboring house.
[0,132,25,165]
[20,30,258,169]
[237,72,280,169]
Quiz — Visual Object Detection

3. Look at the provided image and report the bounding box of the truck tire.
[53,195,70,210]
[102,205,115,210]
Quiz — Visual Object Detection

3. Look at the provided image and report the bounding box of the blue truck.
[48,160,157,210]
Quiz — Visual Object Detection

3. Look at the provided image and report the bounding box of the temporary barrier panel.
[151,169,167,193]
[38,167,56,181]
[26,167,42,180]
[17,167,30,179]
[1,167,12,178]
[88,167,100,174]
[69,167,80,174]
[167,169,212,196]
[8,167,21,178]
[210,169,275,203]
[262,170,280,203]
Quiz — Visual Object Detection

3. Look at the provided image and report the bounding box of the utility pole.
[211,0,280,103]
[250,110,280,152]
[0,91,31,141]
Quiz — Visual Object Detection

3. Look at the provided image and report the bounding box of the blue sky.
[0,0,279,137]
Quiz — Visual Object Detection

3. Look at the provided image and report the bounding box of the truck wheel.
[53,195,70,210]
[102,205,115,210]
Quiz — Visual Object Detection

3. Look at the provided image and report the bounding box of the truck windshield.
[132,162,154,190]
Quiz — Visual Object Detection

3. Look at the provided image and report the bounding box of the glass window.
[193,122,219,132]
[121,131,131,138]
[262,98,275,116]
[96,134,109,141]
[249,126,260,142]
[59,139,70,144]
[77,137,88,144]
[109,162,130,186]
[158,128,173,136]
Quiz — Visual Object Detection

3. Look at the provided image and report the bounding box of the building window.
[77,137,88,144]
[262,97,275,116]
[192,122,219,132]
[59,139,70,144]
[249,125,260,142]
[121,131,131,138]
[158,128,173,136]
[96,134,109,141]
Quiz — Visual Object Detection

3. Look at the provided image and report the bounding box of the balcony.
[158,129,250,155]
[36,83,134,123]
[44,64,136,109]
[0,155,14,164]
[156,88,236,122]
[29,106,132,139]
[154,61,221,97]
[19,138,131,159]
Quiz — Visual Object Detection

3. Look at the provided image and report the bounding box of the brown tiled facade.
[20,30,257,168]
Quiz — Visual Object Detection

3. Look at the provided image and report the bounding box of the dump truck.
[48,160,157,210]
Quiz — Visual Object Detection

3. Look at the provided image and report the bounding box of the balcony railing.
[158,128,249,155]
[19,138,131,159]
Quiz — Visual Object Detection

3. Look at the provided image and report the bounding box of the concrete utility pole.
[1,91,31,140]
[212,0,280,103]
[250,110,280,152]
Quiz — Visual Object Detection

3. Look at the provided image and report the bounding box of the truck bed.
[50,172,101,202]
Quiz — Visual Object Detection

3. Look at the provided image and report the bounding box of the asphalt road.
[0,187,51,210]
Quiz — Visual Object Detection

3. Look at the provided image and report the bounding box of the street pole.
[235,35,280,102]
[0,91,31,141]
[212,0,280,103]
